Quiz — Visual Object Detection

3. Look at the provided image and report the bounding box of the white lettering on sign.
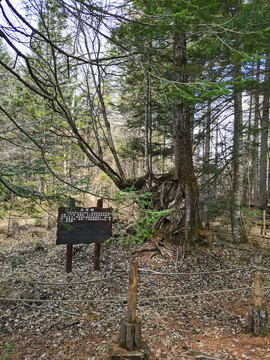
[60,211,112,223]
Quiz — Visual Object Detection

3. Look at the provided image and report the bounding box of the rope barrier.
[0,286,252,305]
[0,297,123,304]
[2,265,255,287]
[2,272,127,286]
[138,286,251,302]
[138,267,252,276]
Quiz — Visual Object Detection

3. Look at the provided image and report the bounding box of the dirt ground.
[0,218,270,360]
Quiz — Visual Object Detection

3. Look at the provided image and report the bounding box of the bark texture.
[144,69,152,174]
[231,60,245,243]
[253,60,260,205]
[202,100,211,228]
[259,55,270,210]
[172,31,201,249]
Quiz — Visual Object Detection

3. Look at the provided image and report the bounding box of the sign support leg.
[66,244,73,273]
[94,198,103,270]
[94,243,101,270]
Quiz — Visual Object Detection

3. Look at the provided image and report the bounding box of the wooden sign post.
[66,244,73,273]
[56,199,112,272]
[94,198,103,271]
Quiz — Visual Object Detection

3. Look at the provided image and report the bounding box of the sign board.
[56,206,112,245]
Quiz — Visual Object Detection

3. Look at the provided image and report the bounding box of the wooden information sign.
[56,206,112,245]
[56,201,112,272]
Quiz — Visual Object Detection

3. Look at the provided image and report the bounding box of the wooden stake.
[262,209,266,236]
[127,262,138,323]
[248,253,268,336]
[66,244,73,273]
[119,262,142,351]
[254,253,263,310]
[94,198,103,270]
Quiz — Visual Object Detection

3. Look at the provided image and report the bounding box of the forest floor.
[0,217,270,360]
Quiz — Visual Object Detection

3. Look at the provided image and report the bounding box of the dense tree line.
[0,0,270,249]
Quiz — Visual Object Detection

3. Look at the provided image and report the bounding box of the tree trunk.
[243,93,252,206]
[172,31,201,250]
[253,59,260,206]
[259,55,270,210]
[144,68,152,174]
[231,60,245,243]
[202,100,211,228]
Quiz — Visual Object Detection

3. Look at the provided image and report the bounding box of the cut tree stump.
[248,306,268,337]
[120,320,142,350]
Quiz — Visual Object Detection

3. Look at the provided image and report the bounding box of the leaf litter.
[0,221,270,359]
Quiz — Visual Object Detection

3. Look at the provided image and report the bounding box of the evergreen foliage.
[0,0,270,244]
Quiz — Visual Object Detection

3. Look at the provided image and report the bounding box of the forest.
[0,0,270,246]
[0,0,270,359]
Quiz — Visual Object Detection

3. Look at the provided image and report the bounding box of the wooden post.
[120,262,142,351]
[66,244,73,273]
[97,198,103,209]
[261,209,266,236]
[93,242,101,271]
[94,198,103,270]
[248,253,268,336]
[253,254,263,310]
[127,262,138,323]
